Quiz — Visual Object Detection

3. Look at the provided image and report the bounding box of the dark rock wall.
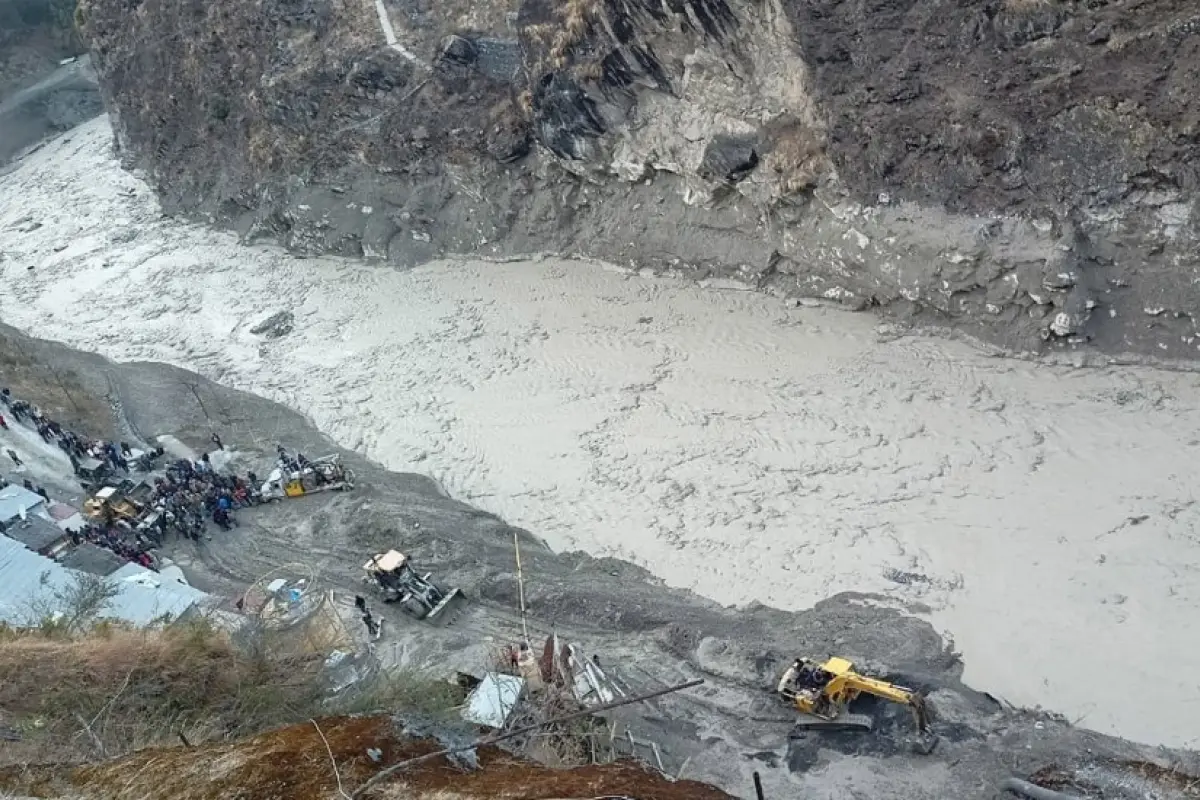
[77,0,1200,359]
[788,0,1200,214]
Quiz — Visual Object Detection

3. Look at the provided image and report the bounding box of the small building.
[0,484,47,526]
[3,514,70,556]
[0,534,210,628]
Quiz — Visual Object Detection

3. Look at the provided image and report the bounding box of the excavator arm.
[828,672,931,732]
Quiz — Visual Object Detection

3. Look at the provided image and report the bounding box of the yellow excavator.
[778,656,937,752]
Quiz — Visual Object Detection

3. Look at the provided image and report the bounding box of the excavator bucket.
[424,587,467,626]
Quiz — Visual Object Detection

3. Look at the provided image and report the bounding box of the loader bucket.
[425,587,466,625]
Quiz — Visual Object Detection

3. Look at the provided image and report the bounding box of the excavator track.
[789,712,874,736]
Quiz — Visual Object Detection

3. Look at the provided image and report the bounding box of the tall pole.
[513,530,530,644]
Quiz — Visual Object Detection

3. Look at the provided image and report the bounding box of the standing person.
[0,413,6,429]
[355,595,382,639]
[120,441,133,457]
[210,432,224,450]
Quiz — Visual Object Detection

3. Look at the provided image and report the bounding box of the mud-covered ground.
[0,56,102,166]
[2,323,1195,800]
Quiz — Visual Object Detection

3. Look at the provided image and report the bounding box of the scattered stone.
[1043,270,1077,290]
[439,34,478,66]
[1087,22,1112,44]
[698,134,760,184]
[249,310,295,339]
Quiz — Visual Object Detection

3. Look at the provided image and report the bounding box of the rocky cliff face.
[78,0,1200,358]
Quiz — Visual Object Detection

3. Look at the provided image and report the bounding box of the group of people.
[147,455,264,539]
[0,384,272,572]
[68,455,266,569]
[1,387,160,476]
[70,520,158,570]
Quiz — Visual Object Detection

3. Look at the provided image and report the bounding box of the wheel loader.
[83,482,150,523]
[778,656,938,753]
[362,550,465,625]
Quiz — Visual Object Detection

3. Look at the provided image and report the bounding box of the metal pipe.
[513,530,530,644]
[1001,777,1084,800]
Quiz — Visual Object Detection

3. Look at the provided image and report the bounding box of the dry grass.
[2,715,735,800]
[763,121,826,194]
[0,621,325,765]
[549,0,602,67]
[0,616,470,775]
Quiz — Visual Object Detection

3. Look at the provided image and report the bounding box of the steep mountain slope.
[77,0,1200,354]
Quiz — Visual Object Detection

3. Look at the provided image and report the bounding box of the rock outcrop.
[78,0,1200,357]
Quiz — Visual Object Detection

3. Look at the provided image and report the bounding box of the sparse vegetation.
[27,573,121,636]
[0,619,325,764]
[0,612,465,769]
[338,667,466,719]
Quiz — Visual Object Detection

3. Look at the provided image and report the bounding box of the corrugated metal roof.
[0,534,208,628]
[0,484,46,524]
[0,534,76,625]
[47,502,78,522]
[462,672,524,729]
[59,542,124,576]
[3,515,66,553]
[107,561,209,625]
